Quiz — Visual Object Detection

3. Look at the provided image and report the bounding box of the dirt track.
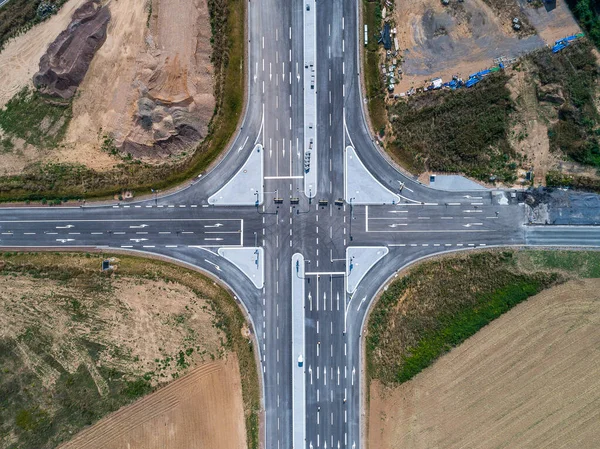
[58,356,247,449]
[368,278,600,449]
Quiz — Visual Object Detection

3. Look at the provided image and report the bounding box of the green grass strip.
[397,280,545,383]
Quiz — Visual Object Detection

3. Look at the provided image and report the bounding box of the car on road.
[297,354,303,367]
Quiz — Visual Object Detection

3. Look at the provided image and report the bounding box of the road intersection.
[0,0,600,448]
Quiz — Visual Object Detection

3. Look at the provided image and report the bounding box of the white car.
[297,354,304,367]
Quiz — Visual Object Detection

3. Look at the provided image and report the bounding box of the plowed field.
[59,355,246,449]
[369,278,600,449]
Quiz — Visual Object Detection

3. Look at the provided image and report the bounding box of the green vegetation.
[367,251,561,385]
[0,0,67,52]
[566,0,600,49]
[546,170,600,193]
[528,41,600,169]
[388,74,518,181]
[363,0,387,133]
[0,252,259,449]
[516,249,600,278]
[0,87,72,148]
[0,0,245,203]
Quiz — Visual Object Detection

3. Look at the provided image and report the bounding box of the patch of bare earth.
[507,61,556,185]
[0,0,87,109]
[392,0,580,95]
[58,0,214,169]
[368,278,600,449]
[58,355,246,449]
[0,0,214,174]
[507,53,600,187]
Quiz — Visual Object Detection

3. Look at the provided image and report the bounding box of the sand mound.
[33,0,110,99]
[0,0,88,109]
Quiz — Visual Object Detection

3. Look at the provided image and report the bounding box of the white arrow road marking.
[129,224,148,228]
[204,223,224,228]
[204,259,221,271]
[356,296,366,311]
[56,239,75,243]
[388,223,407,228]
[309,365,313,384]
[308,292,313,311]
[352,367,355,385]
[130,238,148,242]
[337,367,340,385]
[237,135,250,152]
[204,238,224,241]
[463,223,483,227]
[55,224,74,229]
[463,195,483,199]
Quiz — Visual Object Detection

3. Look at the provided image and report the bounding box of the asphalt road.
[0,0,599,448]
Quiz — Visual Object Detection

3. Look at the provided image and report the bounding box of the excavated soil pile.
[63,0,215,163]
[33,0,110,99]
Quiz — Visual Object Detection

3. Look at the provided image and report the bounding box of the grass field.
[362,0,387,135]
[0,252,259,449]
[566,0,600,49]
[387,74,519,181]
[367,249,600,386]
[0,87,72,149]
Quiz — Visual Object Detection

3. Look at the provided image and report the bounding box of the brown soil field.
[58,355,246,449]
[392,0,581,94]
[368,278,600,449]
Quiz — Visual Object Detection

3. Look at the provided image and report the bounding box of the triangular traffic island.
[344,146,400,205]
[346,246,389,294]
[217,247,264,289]
[209,144,264,206]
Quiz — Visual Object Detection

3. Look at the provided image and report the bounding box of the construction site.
[373,0,582,97]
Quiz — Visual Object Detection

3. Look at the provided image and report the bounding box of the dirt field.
[368,278,600,449]
[393,0,581,93]
[507,61,557,185]
[0,272,224,393]
[58,0,214,169]
[0,0,215,174]
[58,355,246,449]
